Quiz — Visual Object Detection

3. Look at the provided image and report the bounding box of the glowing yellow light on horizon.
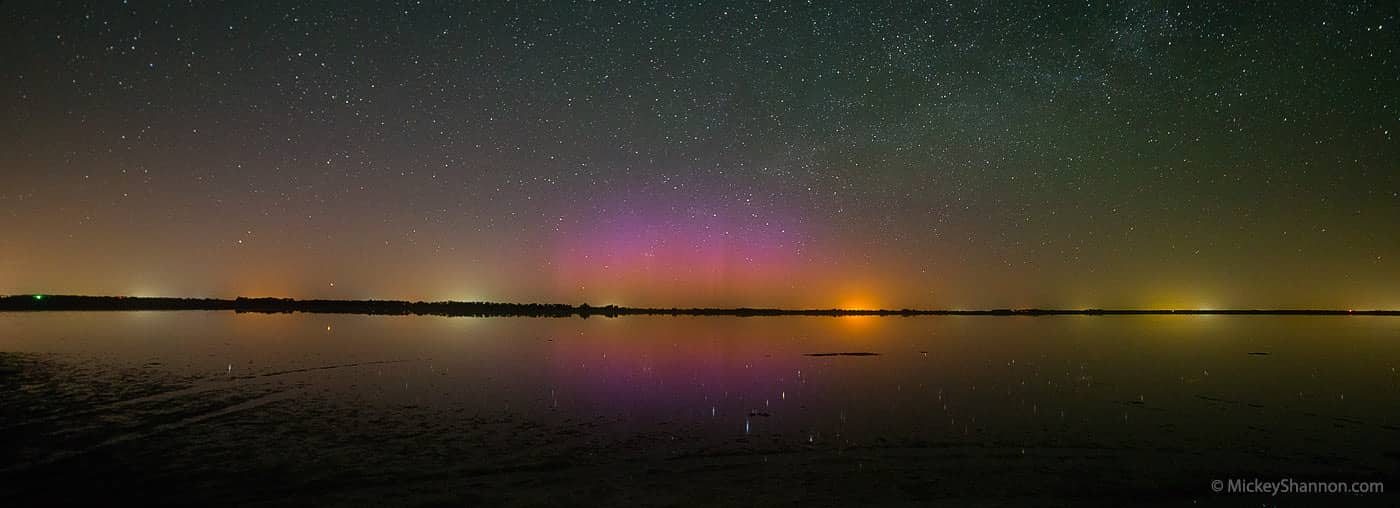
[1144,289,1221,311]
[839,297,878,311]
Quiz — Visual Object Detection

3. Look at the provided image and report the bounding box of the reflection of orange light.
[835,314,881,332]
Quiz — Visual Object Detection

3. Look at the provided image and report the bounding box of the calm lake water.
[2,312,1396,506]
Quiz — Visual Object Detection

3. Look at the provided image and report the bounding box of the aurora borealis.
[2,1,1397,309]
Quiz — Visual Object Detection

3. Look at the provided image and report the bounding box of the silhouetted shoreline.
[2,295,1396,317]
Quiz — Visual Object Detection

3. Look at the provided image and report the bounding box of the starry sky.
[2,1,1397,309]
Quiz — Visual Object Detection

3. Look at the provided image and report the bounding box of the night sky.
[2,1,1397,309]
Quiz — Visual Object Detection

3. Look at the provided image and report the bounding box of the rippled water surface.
[2,312,1397,506]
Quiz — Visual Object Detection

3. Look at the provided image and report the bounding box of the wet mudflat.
[1,312,1396,506]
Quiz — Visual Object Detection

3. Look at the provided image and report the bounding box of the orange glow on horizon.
[837,291,881,311]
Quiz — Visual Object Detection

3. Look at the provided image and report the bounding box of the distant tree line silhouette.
[1,295,1395,317]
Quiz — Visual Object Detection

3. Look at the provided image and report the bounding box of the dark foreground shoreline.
[3,295,1396,317]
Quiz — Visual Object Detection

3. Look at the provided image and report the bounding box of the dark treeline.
[0,295,230,311]
[2,295,1398,317]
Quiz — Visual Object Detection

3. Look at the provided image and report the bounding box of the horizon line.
[2,294,1397,316]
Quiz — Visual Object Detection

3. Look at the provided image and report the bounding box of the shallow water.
[1,312,1396,506]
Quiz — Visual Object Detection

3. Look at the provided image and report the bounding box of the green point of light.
[33,294,43,300]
